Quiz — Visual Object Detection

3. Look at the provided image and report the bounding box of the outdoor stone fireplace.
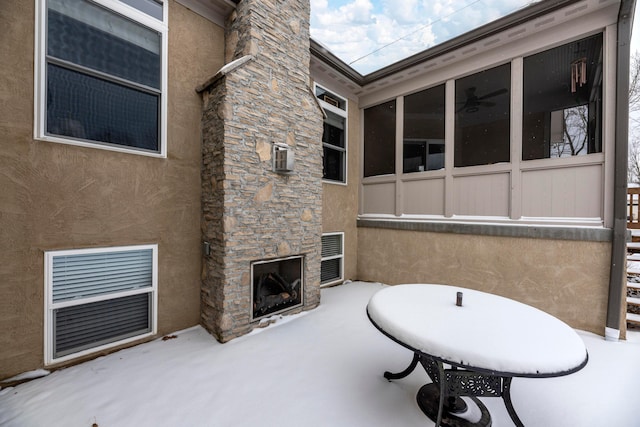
[197,0,324,342]
[252,256,304,320]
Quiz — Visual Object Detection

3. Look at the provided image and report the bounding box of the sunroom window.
[403,84,445,173]
[364,100,396,177]
[522,34,603,160]
[316,85,348,183]
[37,0,166,155]
[454,64,511,167]
[45,245,157,364]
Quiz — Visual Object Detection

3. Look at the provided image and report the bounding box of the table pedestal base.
[417,383,491,427]
[384,352,524,427]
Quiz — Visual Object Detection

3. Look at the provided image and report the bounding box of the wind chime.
[570,57,587,93]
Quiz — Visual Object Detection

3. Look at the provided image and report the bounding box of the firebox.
[251,256,304,320]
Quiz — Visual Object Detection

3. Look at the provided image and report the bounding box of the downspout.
[607,0,636,341]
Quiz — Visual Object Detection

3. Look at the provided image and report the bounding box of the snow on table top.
[367,284,587,376]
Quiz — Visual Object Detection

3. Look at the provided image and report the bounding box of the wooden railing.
[628,187,640,229]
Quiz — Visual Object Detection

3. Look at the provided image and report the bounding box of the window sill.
[357,215,612,242]
[35,134,166,159]
[323,179,348,186]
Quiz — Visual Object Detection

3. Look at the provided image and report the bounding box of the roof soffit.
[175,0,237,27]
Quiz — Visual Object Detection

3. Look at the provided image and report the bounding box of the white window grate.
[45,245,157,364]
[321,233,344,285]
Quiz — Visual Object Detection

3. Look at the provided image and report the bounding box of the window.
[316,85,347,183]
[321,233,344,286]
[364,100,396,177]
[44,245,157,364]
[454,64,511,167]
[360,29,609,224]
[35,0,167,156]
[523,34,603,160]
[403,85,445,173]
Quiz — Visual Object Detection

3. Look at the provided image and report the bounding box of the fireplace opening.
[251,256,304,320]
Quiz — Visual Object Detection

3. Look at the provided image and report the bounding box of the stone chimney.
[198,0,324,342]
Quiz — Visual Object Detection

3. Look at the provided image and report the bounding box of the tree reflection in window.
[549,105,589,157]
[523,34,603,160]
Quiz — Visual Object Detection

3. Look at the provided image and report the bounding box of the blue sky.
[310,0,540,74]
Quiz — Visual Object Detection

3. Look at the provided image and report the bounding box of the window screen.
[364,100,396,177]
[403,84,445,173]
[44,0,162,152]
[322,110,346,182]
[54,293,151,358]
[522,34,603,160]
[454,64,511,167]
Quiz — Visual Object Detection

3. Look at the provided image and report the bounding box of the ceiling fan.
[457,87,508,113]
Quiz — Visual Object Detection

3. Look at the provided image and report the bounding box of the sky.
[311,0,640,75]
[1,281,639,426]
[310,0,541,74]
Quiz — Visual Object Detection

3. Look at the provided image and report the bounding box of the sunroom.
[311,0,632,339]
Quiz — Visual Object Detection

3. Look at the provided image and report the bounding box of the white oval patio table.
[366,284,588,427]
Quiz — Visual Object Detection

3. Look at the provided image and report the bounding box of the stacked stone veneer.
[198,0,324,342]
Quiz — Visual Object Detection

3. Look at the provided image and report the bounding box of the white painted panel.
[453,173,510,216]
[402,178,445,215]
[521,165,602,219]
[362,182,396,215]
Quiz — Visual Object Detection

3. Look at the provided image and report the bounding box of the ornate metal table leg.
[502,377,525,427]
[384,352,420,380]
[436,361,446,427]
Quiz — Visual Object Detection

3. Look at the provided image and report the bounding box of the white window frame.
[34,0,169,158]
[315,83,348,185]
[321,232,344,287]
[44,244,158,365]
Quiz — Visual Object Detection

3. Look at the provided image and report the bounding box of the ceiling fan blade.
[478,88,508,100]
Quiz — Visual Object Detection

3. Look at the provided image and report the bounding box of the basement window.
[44,245,157,364]
[321,233,344,286]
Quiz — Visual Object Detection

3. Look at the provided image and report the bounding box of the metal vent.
[273,143,294,172]
[321,233,343,285]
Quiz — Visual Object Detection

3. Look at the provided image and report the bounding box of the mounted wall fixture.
[273,142,295,173]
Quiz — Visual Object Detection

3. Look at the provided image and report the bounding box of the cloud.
[311,0,534,74]
[381,0,420,24]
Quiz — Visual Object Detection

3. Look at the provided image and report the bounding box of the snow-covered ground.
[1,281,639,427]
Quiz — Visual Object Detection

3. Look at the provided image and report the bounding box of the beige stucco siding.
[322,97,360,283]
[357,227,611,335]
[0,1,224,379]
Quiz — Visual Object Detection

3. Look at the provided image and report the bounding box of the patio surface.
[1,281,639,426]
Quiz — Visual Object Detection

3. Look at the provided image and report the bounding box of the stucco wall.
[357,227,611,335]
[322,97,360,284]
[0,1,225,379]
